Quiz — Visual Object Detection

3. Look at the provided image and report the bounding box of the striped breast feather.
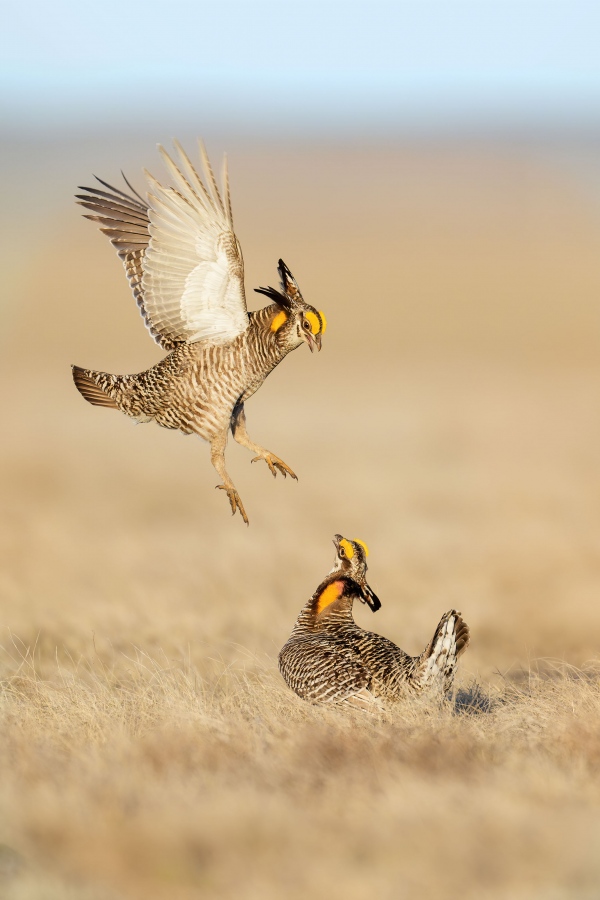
[142,140,249,346]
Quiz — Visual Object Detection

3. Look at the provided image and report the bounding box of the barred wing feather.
[142,141,248,345]
[75,179,171,347]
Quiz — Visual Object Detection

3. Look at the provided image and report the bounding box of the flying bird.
[72,140,326,523]
[279,535,470,707]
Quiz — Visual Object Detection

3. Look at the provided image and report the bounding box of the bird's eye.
[303,320,311,330]
[339,548,346,558]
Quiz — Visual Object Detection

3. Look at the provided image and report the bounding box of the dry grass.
[2,649,600,900]
[1,134,600,897]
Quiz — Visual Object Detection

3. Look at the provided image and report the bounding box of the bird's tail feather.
[415,609,470,694]
[72,365,119,409]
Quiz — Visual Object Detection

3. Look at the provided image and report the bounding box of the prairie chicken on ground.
[279,535,470,708]
[72,140,326,523]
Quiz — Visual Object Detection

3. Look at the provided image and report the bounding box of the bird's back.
[332,625,417,700]
[74,310,287,438]
[336,611,469,700]
[280,609,466,705]
[279,626,371,705]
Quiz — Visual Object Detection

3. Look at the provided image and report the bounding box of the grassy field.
[1,135,600,898]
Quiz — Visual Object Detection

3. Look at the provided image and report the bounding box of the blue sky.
[2,0,600,135]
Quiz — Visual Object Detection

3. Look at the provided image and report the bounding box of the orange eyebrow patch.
[315,580,344,615]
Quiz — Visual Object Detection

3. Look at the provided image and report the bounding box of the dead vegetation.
[2,645,600,900]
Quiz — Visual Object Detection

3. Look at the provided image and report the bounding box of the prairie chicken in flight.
[72,140,326,523]
[279,535,470,708]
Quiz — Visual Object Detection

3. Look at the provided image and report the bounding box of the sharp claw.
[215,484,249,524]
[251,453,297,481]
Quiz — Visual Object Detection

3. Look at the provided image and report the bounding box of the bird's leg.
[230,403,297,480]
[210,427,249,524]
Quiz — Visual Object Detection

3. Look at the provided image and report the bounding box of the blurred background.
[2,0,600,675]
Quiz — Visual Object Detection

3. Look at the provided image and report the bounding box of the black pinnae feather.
[277,258,304,303]
[337,577,380,613]
[254,285,292,310]
[340,576,380,613]
[278,258,292,282]
[362,584,381,613]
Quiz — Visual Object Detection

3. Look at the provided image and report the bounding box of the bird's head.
[329,534,381,612]
[255,259,326,353]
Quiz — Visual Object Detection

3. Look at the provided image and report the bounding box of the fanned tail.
[72,365,119,409]
[416,609,470,695]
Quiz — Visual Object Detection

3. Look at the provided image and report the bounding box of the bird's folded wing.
[311,644,371,703]
[142,141,248,346]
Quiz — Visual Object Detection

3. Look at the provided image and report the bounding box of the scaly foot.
[216,484,249,525]
[251,452,298,480]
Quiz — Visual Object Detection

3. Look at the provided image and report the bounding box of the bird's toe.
[216,484,249,524]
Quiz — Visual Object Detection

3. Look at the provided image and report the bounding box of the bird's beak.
[306,332,322,353]
[332,534,343,551]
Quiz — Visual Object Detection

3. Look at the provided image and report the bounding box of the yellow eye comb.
[305,311,321,335]
[339,538,355,559]
[354,539,369,557]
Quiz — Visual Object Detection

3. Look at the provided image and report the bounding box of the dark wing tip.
[120,170,146,204]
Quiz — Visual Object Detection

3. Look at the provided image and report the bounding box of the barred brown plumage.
[279,535,470,707]
[72,140,326,523]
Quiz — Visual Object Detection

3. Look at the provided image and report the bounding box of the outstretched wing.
[143,141,247,346]
[76,177,174,348]
[76,140,248,349]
